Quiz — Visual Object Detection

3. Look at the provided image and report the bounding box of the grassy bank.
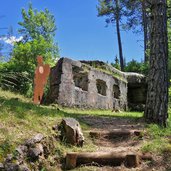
[0,88,171,169]
[142,108,171,154]
[0,89,143,162]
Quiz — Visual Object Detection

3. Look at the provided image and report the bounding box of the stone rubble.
[0,134,57,171]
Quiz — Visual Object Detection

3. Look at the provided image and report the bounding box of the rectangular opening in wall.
[128,84,146,104]
[96,79,107,96]
[113,84,120,99]
[72,66,88,91]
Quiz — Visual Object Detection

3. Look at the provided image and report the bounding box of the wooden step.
[89,130,143,139]
[65,152,140,170]
[65,152,152,170]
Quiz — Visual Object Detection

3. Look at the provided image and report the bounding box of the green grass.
[82,62,127,82]
[62,108,142,118]
[140,86,171,154]
[0,88,171,169]
[93,66,127,83]
[0,89,143,163]
[141,108,171,154]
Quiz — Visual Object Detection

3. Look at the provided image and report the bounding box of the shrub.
[125,59,149,75]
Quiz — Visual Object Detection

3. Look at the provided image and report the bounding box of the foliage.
[142,110,171,154]
[97,0,149,69]
[97,0,148,33]
[122,0,150,33]
[142,85,171,153]
[18,3,56,42]
[111,55,121,70]
[0,61,32,96]
[97,0,125,22]
[4,4,59,96]
[124,59,149,75]
[97,0,126,70]
[13,3,59,67]
[12,35,58,71]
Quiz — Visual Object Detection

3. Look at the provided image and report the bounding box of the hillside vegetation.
[0,88,171,170]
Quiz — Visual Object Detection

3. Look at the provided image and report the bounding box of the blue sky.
[0,0,144,63]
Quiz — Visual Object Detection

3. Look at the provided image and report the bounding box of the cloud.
[0,36,23,45]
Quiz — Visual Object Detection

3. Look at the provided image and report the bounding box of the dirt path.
[79,115,145,130]
[73,115,154,171]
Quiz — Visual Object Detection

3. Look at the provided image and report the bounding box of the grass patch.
[62,108,143,118]
[1,88,171,170]
[93,66,127,83]
[141,108,171,154]
[1,88,171,162]
[82,61,127,82]
[0,89,143,163]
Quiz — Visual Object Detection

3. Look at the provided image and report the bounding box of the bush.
[111,55,121,70]
[125,59,149,75]
[0,4,59,97]
[0,61,33,97]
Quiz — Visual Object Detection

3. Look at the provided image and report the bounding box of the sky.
[0,0,144,63]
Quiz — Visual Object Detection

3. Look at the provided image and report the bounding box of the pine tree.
[97,0,124,71]
[144,0,168,127]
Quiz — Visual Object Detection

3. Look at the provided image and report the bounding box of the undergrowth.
[141,90,171,154]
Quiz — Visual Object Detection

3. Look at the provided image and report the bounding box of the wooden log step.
[65,152,140,170]
[89,130,143,139]
[140,153,153,161]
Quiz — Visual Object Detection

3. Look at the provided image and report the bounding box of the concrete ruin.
[46,58,146,111]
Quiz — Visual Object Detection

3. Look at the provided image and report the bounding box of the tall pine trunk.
[142,0,149,62]
[144,0,168,127]
[115,0,124,71]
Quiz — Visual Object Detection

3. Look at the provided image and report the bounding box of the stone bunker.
[46,58,146,111]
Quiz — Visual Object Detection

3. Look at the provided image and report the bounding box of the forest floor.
[0,89,171,170]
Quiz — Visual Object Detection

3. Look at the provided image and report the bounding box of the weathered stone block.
[58,118,84,147]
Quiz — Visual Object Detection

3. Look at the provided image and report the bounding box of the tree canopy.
[18,4,56,42]
[0,4,59,96]
[11,4,59,72]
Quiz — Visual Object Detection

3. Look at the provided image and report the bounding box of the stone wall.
[46,58,146,111]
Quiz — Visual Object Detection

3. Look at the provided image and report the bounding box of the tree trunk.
[142,0,149,62]
[115,0,124,71]
[144,0,168,127]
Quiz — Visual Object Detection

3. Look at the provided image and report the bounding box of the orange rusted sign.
[33,56,50,104]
